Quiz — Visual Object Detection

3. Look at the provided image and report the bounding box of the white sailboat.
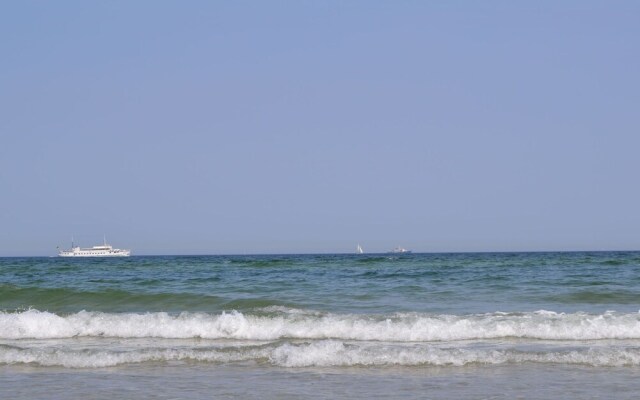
[356,244,364,254]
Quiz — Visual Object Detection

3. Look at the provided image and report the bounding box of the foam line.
[2,309,640,341]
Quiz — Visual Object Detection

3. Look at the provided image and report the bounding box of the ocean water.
[1,252,640,399]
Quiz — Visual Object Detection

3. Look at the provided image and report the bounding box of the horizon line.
[1,248,639,258]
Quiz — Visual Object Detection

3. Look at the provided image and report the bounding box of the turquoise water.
[2,252,640,398]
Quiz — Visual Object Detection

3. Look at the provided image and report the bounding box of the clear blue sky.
[1,1,639,256]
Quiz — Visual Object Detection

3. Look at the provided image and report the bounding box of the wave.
[2,309,640,341]
[0,285,226,313]
[544,290,640,304]
[228,257,297,267]
[354,256,390,264]
[2,341,640,368]
[271,341,640,368]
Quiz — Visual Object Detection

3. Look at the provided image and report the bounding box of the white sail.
[356,244,364,254]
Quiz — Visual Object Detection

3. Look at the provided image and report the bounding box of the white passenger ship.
[58,237,131,257]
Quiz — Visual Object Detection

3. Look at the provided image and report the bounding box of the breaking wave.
[2,308,640,341]
[2,341,640,368]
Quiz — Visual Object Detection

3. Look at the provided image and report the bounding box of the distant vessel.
[58,237,130,257]
[356,244,364,254]
[389,246,412,254]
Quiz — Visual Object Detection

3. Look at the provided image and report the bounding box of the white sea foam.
[2,340,640,368]
[2,309,640,341]
[269,340,640,368]
[0,345,270,368]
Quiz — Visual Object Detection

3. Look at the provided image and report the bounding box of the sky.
[1,1,639,256]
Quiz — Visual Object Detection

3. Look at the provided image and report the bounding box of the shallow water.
[2,363,638,400]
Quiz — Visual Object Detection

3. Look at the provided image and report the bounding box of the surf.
[3,309,640,341]
[2,340,640,368]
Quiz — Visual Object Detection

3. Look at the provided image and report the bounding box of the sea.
[1,252,640,399]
